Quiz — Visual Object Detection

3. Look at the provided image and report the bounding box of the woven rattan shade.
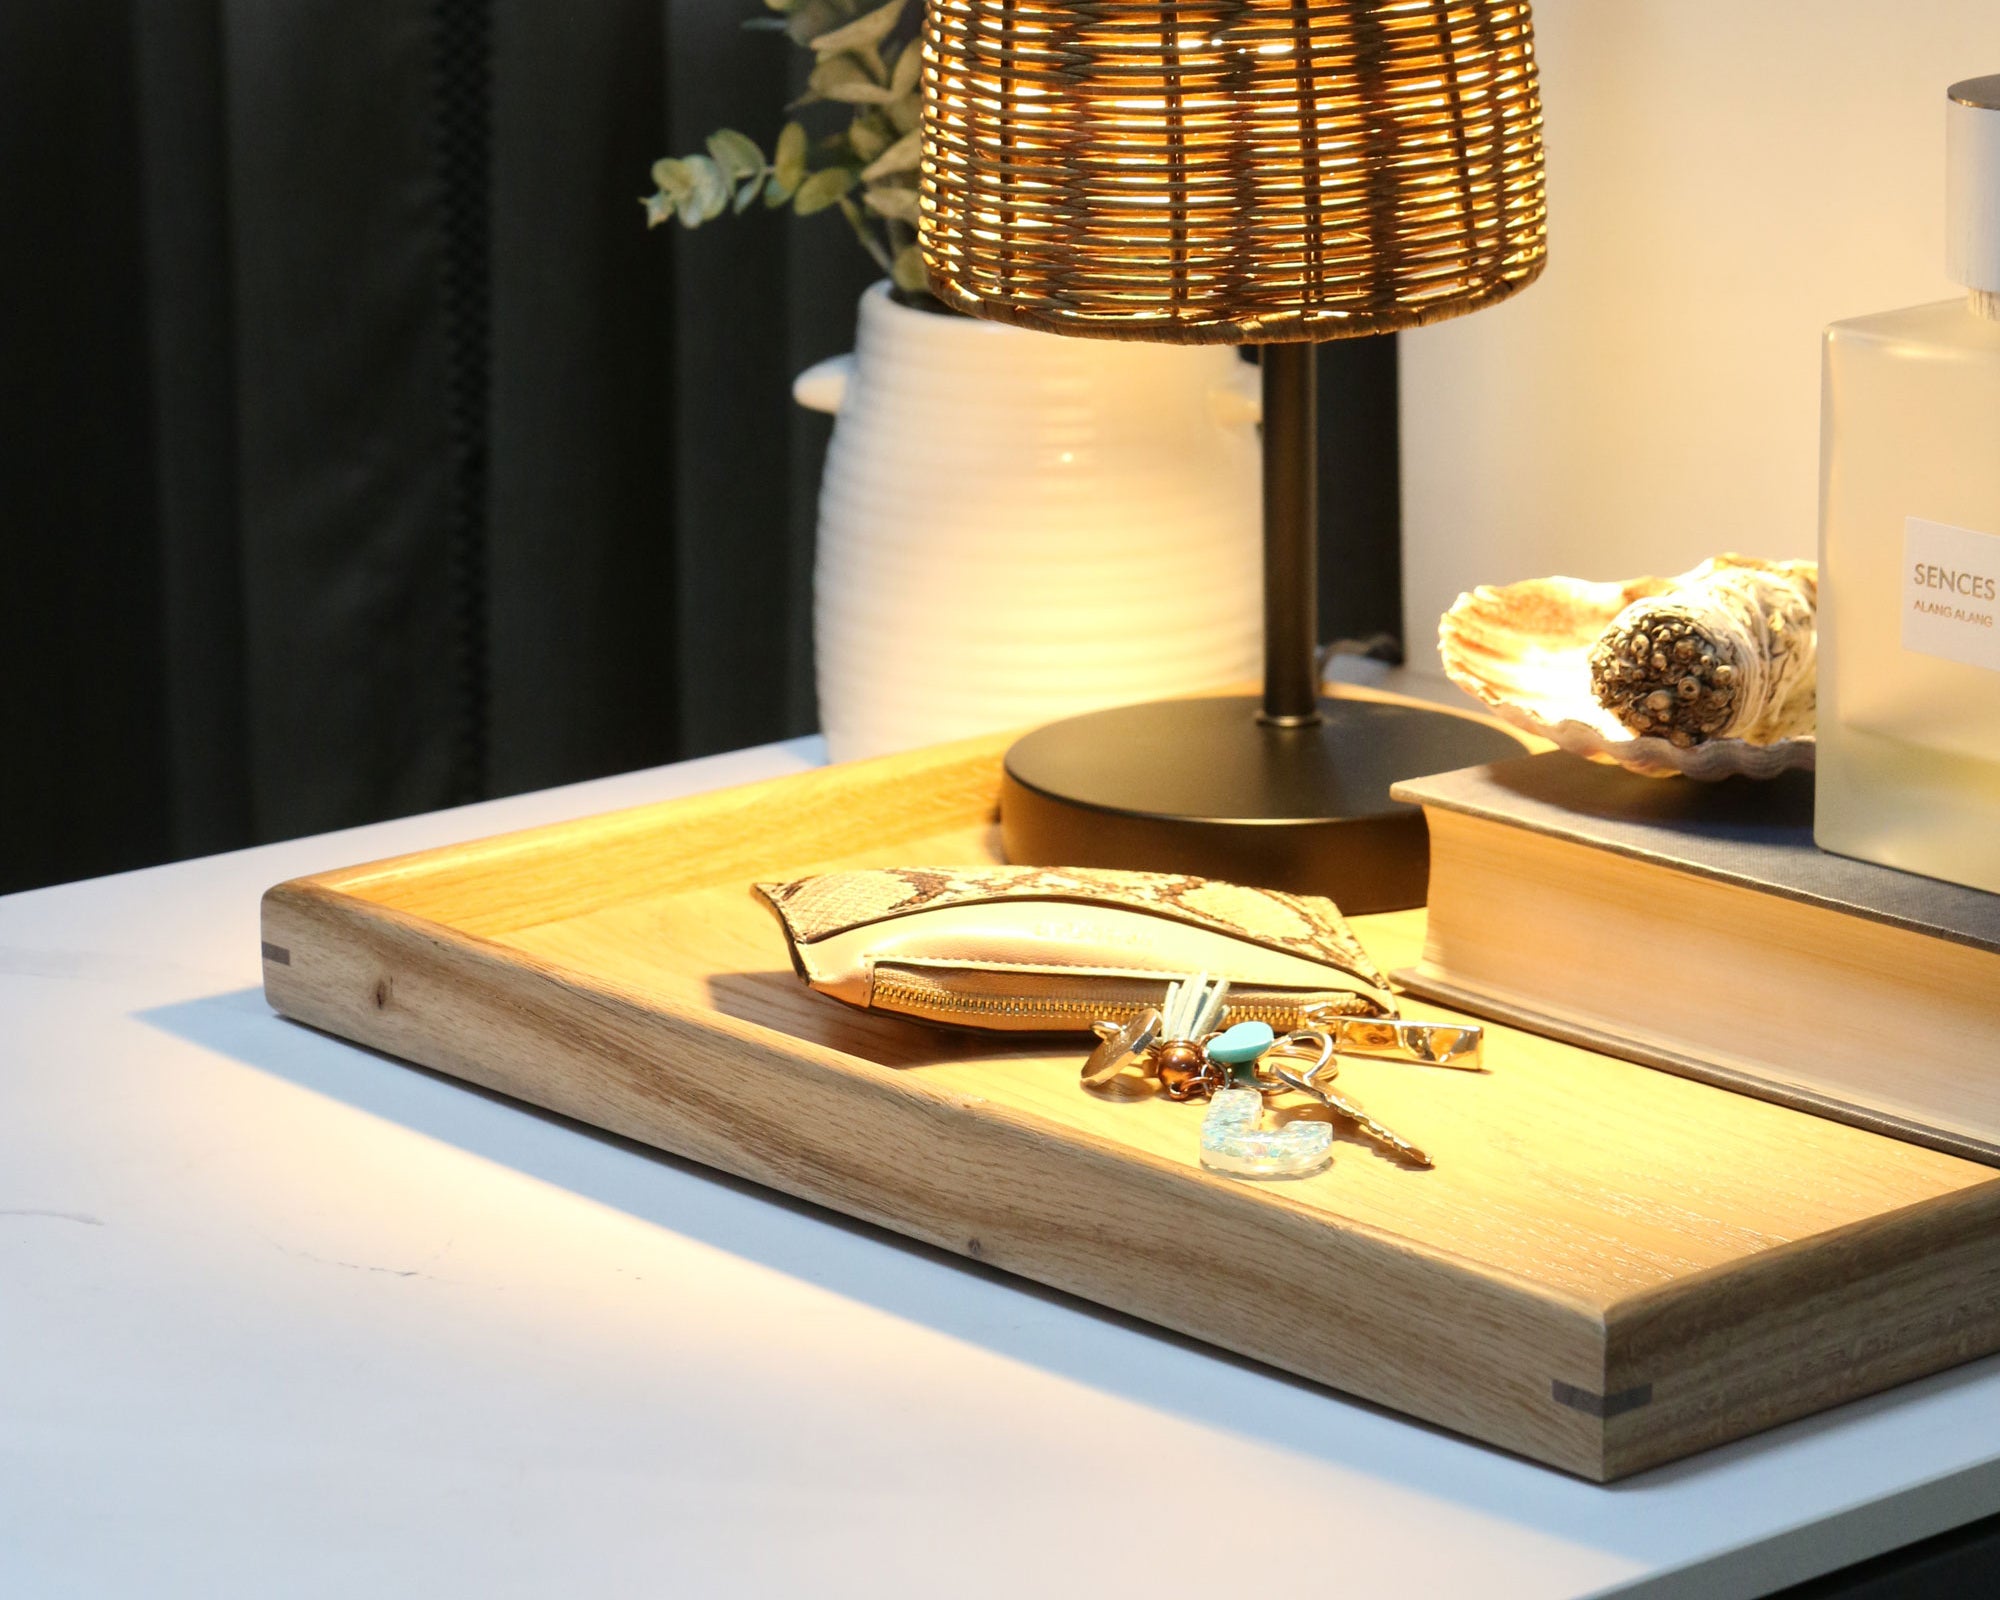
[919,0,1547,343]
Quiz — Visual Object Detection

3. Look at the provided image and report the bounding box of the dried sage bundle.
[1587,557,1817,747]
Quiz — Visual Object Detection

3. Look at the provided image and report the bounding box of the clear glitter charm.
[1199,1086,1332,1180]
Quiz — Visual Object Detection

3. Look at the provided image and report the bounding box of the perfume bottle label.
[1903,516,2000,673]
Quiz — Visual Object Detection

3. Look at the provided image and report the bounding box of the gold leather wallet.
[753,865,1395,1034]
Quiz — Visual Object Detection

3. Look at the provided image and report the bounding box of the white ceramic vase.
[795,282,1263,762]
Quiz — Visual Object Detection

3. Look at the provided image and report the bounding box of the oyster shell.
[1438,560,1817,780]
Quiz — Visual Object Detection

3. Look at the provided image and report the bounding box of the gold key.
[1303,1079,1432,1169]
[1267,1032,1433,1169]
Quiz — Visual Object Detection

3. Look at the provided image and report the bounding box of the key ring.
[1264,1026,1435,1169]
[1263,1029,1336,1097]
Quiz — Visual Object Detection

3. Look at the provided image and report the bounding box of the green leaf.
[734,176,763,213]
[860,127,920,181]
[650,156,697,199]
[811,0,906,56]
[676,153,731,224]
[888,36,922,98]
[887,90,920,135]
[773,121,808,190]
[863,183,920,224]
[848,116,889,163]
[891,244,929,294]
[785,0,847,46]
[762,0,796,11]
[642,191,675,228]
[705,129,766,182]
[793,165,857,215]
[809,53,894,104]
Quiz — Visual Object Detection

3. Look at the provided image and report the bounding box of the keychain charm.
[1080,1007,1162,1088]
[1153,972,1232,1098]
[1199,1084,1333,1179]
[1198,1015,1333,1178]
[1304,1010,1484,1072]
[1080,973,1468,1181]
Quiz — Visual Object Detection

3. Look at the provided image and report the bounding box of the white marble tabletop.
[5,736,2000,1599]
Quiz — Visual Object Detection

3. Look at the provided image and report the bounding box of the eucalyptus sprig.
[644,0,935,302]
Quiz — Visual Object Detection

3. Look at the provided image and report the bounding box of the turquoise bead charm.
[1204,1019,1274,1065]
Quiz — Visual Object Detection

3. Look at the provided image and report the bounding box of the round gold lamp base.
[999,695,1527,915]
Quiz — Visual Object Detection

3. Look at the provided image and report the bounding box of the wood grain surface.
[261,728,2000,1481]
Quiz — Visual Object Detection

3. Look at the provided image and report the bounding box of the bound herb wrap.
[1588,556,1817,748]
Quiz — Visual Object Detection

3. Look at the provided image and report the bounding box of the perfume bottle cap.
[1947,75,2000,293]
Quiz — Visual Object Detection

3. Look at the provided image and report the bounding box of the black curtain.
[0,0,1399,896]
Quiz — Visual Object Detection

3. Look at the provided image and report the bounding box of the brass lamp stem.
[1260,343,1321,727]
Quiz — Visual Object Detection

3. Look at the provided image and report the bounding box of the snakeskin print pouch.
[753,866,1395,1035]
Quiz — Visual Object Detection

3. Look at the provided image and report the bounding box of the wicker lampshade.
[919,0,1547,344]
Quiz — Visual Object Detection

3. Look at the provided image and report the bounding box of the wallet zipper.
[869,969,1377,1032]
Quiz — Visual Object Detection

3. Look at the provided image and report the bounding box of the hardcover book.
[1392,753,2000,1164]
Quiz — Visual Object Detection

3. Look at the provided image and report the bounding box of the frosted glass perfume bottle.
[1817,74,2000,893]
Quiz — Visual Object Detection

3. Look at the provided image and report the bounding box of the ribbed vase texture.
[807,283,1262,761]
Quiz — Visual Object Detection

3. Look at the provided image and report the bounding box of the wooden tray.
[260,733,2000,1482]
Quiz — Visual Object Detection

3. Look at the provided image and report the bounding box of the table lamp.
[918,0,1547,911]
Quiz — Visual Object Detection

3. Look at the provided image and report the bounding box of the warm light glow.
[919,0,1547,343]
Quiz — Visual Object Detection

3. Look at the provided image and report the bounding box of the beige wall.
[1399,1,2000,666]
